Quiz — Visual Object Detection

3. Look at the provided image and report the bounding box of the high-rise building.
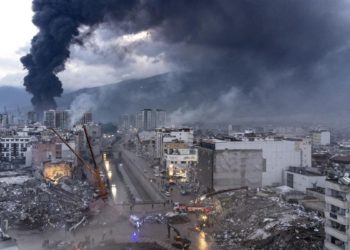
[43,110,56,128]
[142,109,153,130]
[79,112,93,125]
[134,109,167,131]
[27,111,38,124]
[135,112,142,130]
[119,114,130,130]
[155,109,166,128]
[43,109,71,129]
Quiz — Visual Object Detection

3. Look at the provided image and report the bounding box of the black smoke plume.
[21,0,140,113]
[21,0,350,120]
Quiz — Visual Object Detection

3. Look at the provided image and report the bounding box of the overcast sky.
[3,0,350,122]
[0,1,170,90]
[0,1,36,88]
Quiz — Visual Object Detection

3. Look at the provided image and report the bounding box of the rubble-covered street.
[211,188,324,250]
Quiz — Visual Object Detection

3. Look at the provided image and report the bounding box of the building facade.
[312,130,331,146]
[43,109,71,129]
[155,127,194,159]
[198,138,312,190]
[0,136,31,162]
[284,167,326,192]
[324,180,350,250]
[133,109,167,131]
[198,144,264,191]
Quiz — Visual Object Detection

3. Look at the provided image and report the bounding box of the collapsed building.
[0,119,105,233]
[0,176,94,231]
[211,188,324,250]
[43,161,72,184]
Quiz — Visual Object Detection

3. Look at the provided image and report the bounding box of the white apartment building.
[312,130,331,146]
[324,180,350,250]
[199,138,311,187]
[0,136,31,162]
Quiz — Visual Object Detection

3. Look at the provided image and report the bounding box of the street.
[9,135,215,250]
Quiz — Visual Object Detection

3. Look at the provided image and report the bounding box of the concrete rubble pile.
[0,176,95,231]
[213,188,324,250]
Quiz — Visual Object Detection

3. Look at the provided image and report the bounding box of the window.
[262,159,267,172]
[286,173,293,188]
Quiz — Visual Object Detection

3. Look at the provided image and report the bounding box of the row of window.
[1,144,27,148]
[1,153,25,157]
[0,138,30,142]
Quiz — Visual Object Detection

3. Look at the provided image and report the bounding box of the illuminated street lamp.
[169,164,174,177]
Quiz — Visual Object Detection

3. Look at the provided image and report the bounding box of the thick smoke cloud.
[22,0,350,121]
[21,0,140,113]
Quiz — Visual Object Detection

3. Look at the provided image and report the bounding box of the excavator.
[50,125,108,200]
[167,223,191,250]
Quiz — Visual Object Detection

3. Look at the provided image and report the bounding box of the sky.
[0,1,36,88]
[3,0,350,122]
[0,1,170,91]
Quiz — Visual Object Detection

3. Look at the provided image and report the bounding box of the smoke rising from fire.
[21,0,350,122]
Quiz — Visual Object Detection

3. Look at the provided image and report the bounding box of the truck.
[173,202,212,214]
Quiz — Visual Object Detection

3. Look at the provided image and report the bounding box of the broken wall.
[214,149,264,190]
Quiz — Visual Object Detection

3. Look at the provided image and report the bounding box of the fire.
[43,162,72,184]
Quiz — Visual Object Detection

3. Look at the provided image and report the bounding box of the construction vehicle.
[50,126,108,200]
[167,223,191,250]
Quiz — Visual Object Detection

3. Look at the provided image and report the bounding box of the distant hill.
[57,72,233,122]
[0,72,234,122]
[0,86,31,111]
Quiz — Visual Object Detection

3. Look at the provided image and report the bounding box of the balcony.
[326,196,350,209]
[324,241,345,250]
[327,181,350,193]
[325,211,349,225]
[325,226,349,242]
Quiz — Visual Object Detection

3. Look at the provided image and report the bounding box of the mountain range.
[0,72,232,123]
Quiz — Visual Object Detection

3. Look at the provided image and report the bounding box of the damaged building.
[43,161,73,184]
[197,137,311,191]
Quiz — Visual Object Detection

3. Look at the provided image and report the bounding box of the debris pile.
[212,189,324,250]
[139,212,190,226]
[0,176,94,231]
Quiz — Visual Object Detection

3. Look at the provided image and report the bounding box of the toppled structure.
[0,176,94,231]
[212,189,324,250]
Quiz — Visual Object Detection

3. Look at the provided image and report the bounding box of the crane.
[50,127,108,200]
